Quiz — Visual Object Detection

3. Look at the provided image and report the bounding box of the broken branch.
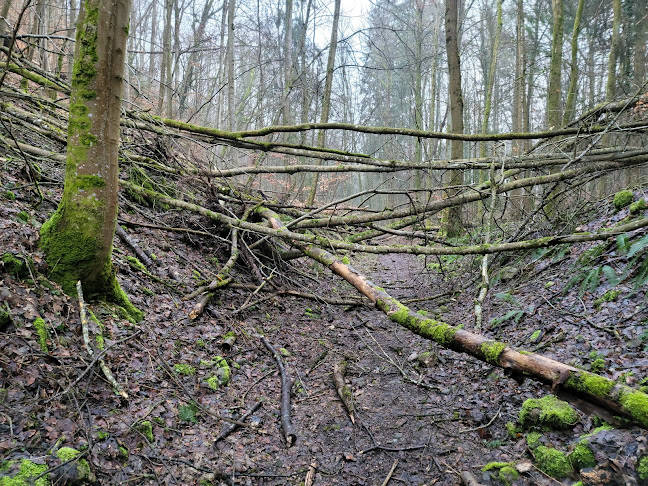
[260,335,297,447]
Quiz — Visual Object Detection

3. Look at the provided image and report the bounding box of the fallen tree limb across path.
[258,208,648,430]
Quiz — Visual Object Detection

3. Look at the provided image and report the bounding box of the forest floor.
[1,156,648,485]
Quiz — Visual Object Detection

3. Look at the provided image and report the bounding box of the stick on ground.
[260,335,297,447]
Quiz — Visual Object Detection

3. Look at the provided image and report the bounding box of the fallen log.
[115,180,648,428]
[258,208,648,430]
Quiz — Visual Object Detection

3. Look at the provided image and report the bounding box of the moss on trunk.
[39,0,140,321]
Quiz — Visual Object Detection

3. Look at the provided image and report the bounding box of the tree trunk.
[562,0,585,125]
[634,0,647,87]
[282,0,293,126]
[178,0,214,117]
[148,0,157,82]
[39,0,141,320]
[443,0,464,237]
[480,0,503,158]
[306,0,340,206]
[546,0,564,129]
[226,0,235,130]
[606,0,621,101]
[158,0,172,115]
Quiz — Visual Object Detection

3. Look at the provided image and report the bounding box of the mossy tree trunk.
[606,0,621,101]
[562,0,585,125]
[40,0,141,320]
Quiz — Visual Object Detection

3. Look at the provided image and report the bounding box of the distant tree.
[563,0,585,124]
[634,0,647,87]
[40,0,142,320]
[606,0,621,100]
[546,0,564,129]
[443,0,464,237]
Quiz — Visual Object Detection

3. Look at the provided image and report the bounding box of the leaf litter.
[0,162,647,484]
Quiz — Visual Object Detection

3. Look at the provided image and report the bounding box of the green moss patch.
[173,363,196,376]
[205,356,230,390]
[619,390,648,427]
[0,458,49,486]
[481,340,507,365]
[55,447,93,481]
[519,395,579,429]
[135,420,154,442]
[33,318,48,352]
[568,441,596,471]
[526,431,543,450]
[534,445,571,479]
[594,289,620,310]
[613,190,634,210]
[630,199,647,214]
[1,252,30,278]
[638,455,648,480]
[126,256,146,272]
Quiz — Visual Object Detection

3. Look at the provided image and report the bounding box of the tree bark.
[562,0,585,125]
[634,0,647,87]
[306,0,340,206]
[443,0,464,237]
[606,0,621,101]
[39,0,141,320]
[226,0,235,130]
[546,0,564,129]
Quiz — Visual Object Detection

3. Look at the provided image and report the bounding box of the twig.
[185,225,240,301]
[459,471,483,486]
[213,401,262,445]
[332,361,355,423]
[304,462,317,486]
[358,444,426,455]
[47,329,142,402]
[380,459,398,486]
[116,224,156,270]
[260,334,297,447]
[460,406,501,433]
[77,281,128,399]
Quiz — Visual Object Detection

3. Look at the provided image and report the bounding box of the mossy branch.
[258,207,648,430]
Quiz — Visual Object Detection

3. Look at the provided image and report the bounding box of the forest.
[0,0,648,484]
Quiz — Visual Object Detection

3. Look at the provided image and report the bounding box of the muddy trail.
[1,168,648,485]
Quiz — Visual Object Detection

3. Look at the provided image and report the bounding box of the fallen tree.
[257,208,648,430]
[113,176,648,429]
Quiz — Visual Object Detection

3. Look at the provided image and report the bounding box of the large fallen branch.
[258,208,648,430]
[120,179,648,258]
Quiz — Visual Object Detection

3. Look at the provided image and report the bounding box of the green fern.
[627,234,648,259]
[579,267,601,297]
[490,309,525,328]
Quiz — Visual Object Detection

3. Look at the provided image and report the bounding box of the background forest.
[2,0,646,209]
